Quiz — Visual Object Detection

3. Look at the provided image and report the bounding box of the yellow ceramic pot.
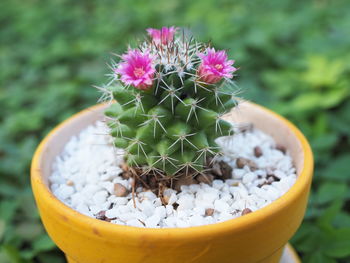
[31,102,313,263]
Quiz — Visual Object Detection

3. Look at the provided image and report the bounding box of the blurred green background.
[1,0,350,262]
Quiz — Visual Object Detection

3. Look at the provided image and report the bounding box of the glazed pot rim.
[31,102,313,240]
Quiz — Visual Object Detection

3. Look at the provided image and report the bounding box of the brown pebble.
[196,174,214,184]
[162,195,170,205]
[174,176,196,192]
[236,158,258,171]
[114,183,129,197]
[218,161,233,180]
[241,208,252,215]
[121,171,131,180]
[120,163,131,179]
[236,158,246,168]
[254,146,263,158]
[205,208,215,216]
[210,160,232,178]
[276,144,286,154]
[121,163,128,172]
[66,180,74,186]
[211,162,222,176]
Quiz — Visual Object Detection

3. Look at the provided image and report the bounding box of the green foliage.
[0,0,349,262]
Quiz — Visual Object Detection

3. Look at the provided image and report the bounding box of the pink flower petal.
[115,49,155,90]
[197,48,237,84]
[147,26,177,45]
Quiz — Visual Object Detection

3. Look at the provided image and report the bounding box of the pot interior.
[38,102,304,187]
[223,102,303,175]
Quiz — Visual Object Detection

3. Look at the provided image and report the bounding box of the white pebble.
[145,214,160,228]
[105,208,119,219]
[140,200,155,217]
[188,215,205,226]
[165,205,174,216]
[153,198,162,207]
[114,197,128,205]
[176,219,190,228]
[214,199,230,213]
[76,204,91,216]
[177,195,194,210]
[242,172,256,184]
[126,219,144,228]
[212,180,224,190]
[92,190,108,205]
[99,181,115,194]
[119,212,137,222]
[140,191,157,201]
[55,185,74,200]
[154,206,166,219]
[167,193,177,205]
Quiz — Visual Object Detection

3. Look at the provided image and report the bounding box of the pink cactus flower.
[147,26,177,45]
[115,49,155,90]
[197,48,237,84]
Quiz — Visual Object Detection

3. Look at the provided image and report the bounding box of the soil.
[119,158,234,206]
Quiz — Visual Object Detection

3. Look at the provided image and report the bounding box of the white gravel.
[50,122,297,228]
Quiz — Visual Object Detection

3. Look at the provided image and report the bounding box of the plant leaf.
[324,228,350,258]
[316,182,347,205]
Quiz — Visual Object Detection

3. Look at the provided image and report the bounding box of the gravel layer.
[50,122,296,228]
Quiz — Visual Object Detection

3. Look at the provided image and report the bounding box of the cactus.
[101,27,239,178]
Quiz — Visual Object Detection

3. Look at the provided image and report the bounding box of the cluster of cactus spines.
[100,26,239,177]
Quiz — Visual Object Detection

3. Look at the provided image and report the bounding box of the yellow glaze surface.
[31,102,313,263]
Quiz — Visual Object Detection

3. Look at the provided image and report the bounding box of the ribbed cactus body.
[102,27,238,176]
[105,76,235,176]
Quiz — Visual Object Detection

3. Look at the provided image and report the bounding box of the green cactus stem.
[101,27,239,179]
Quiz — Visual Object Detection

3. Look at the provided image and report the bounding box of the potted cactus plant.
[104,27,238,192]
[31,27,313,263]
